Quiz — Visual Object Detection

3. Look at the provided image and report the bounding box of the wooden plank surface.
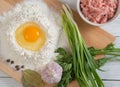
[1,77,120,87]
[4,77,119,87]
[0,71,9,77]
[0,0,119,87]
[0,78,22,87]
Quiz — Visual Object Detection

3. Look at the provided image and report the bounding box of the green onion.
[89,43,120,56]
[62,5,104,87]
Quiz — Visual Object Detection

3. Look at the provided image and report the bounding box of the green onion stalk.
[62,5,104,87]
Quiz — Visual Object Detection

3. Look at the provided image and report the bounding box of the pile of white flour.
[0,0,63,71]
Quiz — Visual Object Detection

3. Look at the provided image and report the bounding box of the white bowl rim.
[77,0,120,26]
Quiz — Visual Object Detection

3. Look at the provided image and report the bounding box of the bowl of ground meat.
[77,0,120,26]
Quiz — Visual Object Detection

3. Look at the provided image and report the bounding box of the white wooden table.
[0,0,120,87]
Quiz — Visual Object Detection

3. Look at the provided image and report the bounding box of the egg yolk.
[15,22,46,51]
[23,26,40,42]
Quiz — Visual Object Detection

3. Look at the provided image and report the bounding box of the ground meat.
[40,62,63,84]
[80,0,118,24]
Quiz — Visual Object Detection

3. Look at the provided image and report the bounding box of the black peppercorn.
[21,65,24,68]
[15,65,20,71]
[11,61,14,64]
[16,68,20,71]
[6,59,10,63]
[15,65,19,68]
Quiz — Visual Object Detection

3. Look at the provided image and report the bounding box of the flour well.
[0,0,62,71]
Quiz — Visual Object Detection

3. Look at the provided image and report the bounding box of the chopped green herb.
[55,48,74,87]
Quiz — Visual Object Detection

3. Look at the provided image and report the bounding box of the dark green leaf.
[105,43,114,50]
[55,48,67,56]
[96,58,111,68]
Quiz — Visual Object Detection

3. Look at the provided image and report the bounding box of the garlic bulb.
[40,62,63,84]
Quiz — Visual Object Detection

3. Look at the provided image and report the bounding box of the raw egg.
[15,22,46,51]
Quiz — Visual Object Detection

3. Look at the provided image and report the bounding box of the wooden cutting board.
[0,0,115,87]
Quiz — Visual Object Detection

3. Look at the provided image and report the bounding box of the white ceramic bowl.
[77,0,120,26]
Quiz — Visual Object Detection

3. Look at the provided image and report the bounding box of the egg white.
[0,0,62,70]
